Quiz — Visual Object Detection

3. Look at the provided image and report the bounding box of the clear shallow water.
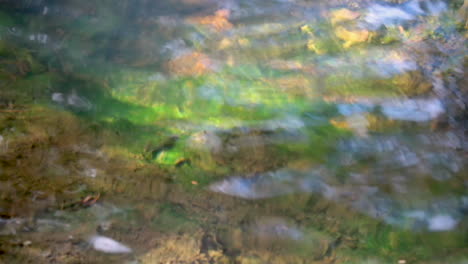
[0,0,467,263]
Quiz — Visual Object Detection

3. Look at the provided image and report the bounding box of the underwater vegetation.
[0,0,467,263]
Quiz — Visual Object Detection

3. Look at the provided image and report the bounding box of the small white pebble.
[84,168,97,178]
[89,235,132,254]
[398,260,406,264]
[23,240,32,246]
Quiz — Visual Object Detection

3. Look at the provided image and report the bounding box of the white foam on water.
[364,0,447,29]
[209,176,266,199]
[209,170,307,199]
[428,215,457,231]
[381,98,444,122]
[423,0,447,15]
[338,103,373,116]
[372,57,418,77]
[338,98,444,122]
[365,4,414,28]
[264,116,305,131]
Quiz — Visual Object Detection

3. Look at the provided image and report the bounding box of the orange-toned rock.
[166,52,213,76]
[334,26,370,48]
[187,9,233,32]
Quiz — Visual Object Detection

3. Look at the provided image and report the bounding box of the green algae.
[0,0,467,263]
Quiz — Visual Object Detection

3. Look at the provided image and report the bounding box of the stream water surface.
[0,0,467,263]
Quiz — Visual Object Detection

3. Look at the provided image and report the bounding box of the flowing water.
[0,0,467,263]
